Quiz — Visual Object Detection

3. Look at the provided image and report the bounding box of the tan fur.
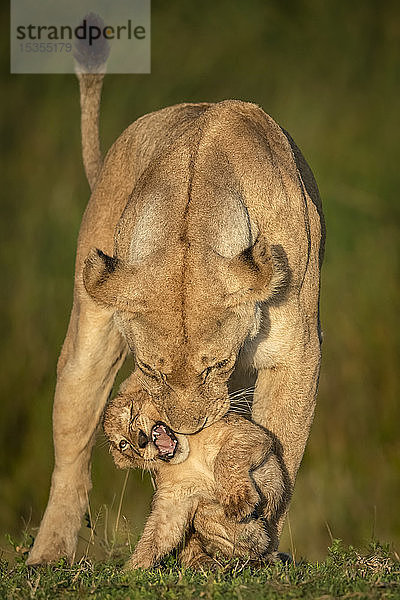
[76,73,104,191]
[103,388,285,568]
[27,78,324,565]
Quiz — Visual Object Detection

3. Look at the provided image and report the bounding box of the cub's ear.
[83,248,140,312]
[225,237,284,307]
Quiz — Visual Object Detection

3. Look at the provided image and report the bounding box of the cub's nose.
[138,429,149,448]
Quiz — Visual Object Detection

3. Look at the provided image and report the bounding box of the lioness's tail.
[74,13,110,191]
[76,73,104,191]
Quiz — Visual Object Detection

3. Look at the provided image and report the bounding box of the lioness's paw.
[26,534,75,566]
[26,548,67,566]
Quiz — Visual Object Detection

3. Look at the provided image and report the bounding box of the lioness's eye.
[119,439,129,452]
[201,358,231,382]
[201,366,212,382]
[140,361,154,374]
[137,360,165,382]
[216,359,229,369]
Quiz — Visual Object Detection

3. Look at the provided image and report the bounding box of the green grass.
[1,0,400,561]
[1,541,398,600]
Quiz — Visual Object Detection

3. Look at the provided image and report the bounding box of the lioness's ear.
[83,248,140,312]
[225,237,284,306]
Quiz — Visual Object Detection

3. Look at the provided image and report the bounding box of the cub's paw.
[182,554,220,571]
[247,552,279,568]
[219,484,259,520]
[124,552,155,571]
[237,520,271,554]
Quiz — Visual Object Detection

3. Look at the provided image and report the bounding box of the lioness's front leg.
[251,295,321,542]
[27,297,127,565]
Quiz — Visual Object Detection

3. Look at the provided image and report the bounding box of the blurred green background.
[1,0,399,561]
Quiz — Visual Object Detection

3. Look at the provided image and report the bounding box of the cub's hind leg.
[179,533,217,570]
[27,297,127,565]
[194,501,271,560]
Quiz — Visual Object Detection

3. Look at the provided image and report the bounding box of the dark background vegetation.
[1,0,399,561]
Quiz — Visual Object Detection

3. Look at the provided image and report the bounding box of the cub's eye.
[119,439,130,452]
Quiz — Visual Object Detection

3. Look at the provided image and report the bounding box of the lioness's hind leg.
[27,298,127,565]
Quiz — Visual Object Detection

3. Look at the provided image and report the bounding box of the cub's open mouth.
[151,422,178,460]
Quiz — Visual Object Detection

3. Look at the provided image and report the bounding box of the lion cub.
[103,387,285,569]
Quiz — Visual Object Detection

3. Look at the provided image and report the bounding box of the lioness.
[27,72,324,565]
[103,385,285,569]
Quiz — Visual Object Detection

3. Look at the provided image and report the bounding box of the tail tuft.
[73,13,110,74]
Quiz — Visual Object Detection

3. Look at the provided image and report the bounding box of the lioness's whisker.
[136,373,152,394]
[230,398,253,406]
[228,387,255,399]
[231,396,253,404]
[227,407,251,415]
[229,385,255,395]
[229,398,253,407]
